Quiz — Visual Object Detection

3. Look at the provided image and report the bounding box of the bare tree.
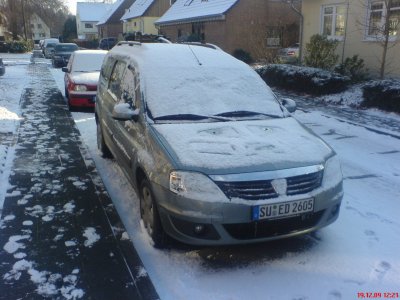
[359,0,400,78]
[0,0,69,40]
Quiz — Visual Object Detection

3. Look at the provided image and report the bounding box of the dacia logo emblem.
[271,178,287,196]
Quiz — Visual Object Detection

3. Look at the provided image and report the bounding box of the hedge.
[362,79,400,113]
[256,64,350,95]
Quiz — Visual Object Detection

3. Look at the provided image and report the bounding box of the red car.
[63,50,107,109]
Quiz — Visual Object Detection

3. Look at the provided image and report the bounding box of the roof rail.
[156,37,172,44]
[117,41,141,47]
[179,42,221,50]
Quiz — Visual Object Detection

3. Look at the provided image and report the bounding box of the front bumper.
[152,181,343,246]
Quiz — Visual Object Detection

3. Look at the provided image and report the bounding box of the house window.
[266,26,282,47]
[85,23,93,29]
[37,24,42,29]
[368,0,400,36]
[321,5,346,39]
[30,24,35,29]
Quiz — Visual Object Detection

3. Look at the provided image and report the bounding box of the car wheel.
[140,178,167,248]
[96,121,112,158]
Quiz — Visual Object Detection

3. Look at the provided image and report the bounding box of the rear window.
[71,52,107,72]
[55,44,78,52]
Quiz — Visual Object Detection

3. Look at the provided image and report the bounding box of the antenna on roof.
[187,45,202,66]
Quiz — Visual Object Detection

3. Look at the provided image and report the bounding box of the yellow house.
[121,0,171,36]
[302,0,400,78]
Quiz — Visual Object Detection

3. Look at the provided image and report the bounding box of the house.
[29,13,51,42]
[302,0,400,77]
[97,0,135,40]
[121,0,171,37]
[76,2,112,40]
[155,0,299,61]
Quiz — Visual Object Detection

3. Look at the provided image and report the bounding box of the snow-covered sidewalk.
[0,60,157,299]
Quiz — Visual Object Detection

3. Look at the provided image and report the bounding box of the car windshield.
[46,43,57,48]
[55,44,78,52]
[143,67,284,123]
[71,52,107,72]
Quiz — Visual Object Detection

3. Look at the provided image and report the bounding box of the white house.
[76,2,112,40]
[29,13,50,42]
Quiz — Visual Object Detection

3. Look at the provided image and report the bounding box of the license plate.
[252,198,314,221]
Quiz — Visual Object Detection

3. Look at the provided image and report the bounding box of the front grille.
[223,210,324,240]
[214,170,323,200]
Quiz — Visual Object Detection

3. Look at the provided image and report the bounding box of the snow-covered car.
[52,43,79,68]
[0,58,5,76]
[95,42,343,248]
[278,43,300,63]
[43,42,58,59]
[62,50,107,109]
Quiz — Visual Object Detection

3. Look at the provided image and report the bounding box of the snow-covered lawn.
[1,56,399,299]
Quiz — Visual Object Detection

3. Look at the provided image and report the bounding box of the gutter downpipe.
[289,1,304,63]
[341,0,350,63]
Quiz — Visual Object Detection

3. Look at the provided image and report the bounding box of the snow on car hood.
[153,117,333,173]
[70,72,100,85]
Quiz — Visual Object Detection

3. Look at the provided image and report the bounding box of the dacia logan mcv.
[95,42,343,248]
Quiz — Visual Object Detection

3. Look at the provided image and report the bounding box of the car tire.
[140,178,167,248]
[96,121,112,158]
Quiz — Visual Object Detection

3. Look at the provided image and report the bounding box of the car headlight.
[170,171,227,201]
[323,155,343,186]
[74,85,87,92]
[53,55,61,59]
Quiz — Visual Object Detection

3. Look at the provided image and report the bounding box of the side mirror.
[112,103,139,122]
[281,98,297,113]
[62,67,69,73]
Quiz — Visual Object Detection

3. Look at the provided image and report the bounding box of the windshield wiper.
[153,114,227,122]
[215,111,282,119]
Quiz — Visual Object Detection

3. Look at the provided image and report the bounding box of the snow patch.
[3,235,30,254]
[83,227,100,248]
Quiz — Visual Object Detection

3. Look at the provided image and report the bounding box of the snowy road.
[52,67,400,299]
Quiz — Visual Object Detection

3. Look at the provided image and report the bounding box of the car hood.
[70,71,100,85]
[152,117,333,174]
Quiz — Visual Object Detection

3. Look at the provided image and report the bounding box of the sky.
[65,0,115,15]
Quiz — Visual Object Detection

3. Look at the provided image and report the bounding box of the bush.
[304,34,339,70]
[335,55,368,83]
[362,79,400,113]
[9,40,34,53]
[256,64,350,95]
[233,49,253,64]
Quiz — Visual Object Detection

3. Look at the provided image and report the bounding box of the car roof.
[73,49,108,55]
[109,42,246,70]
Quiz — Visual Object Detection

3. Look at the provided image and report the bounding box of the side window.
[108,61,126,101]
[100,57,115,83]
[120,65,140,108]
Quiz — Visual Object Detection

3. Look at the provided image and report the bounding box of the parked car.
[278,43,300,63]
[44,43,58,59]
[0,58,5,76]
[0,37,9,53]
[63,50,107,109]
[95,42,343,248]
[99,37,117,50]
[52,43,79,68]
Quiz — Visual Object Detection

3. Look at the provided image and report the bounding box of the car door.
[114,65,145,182]
[104,60,132,170]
